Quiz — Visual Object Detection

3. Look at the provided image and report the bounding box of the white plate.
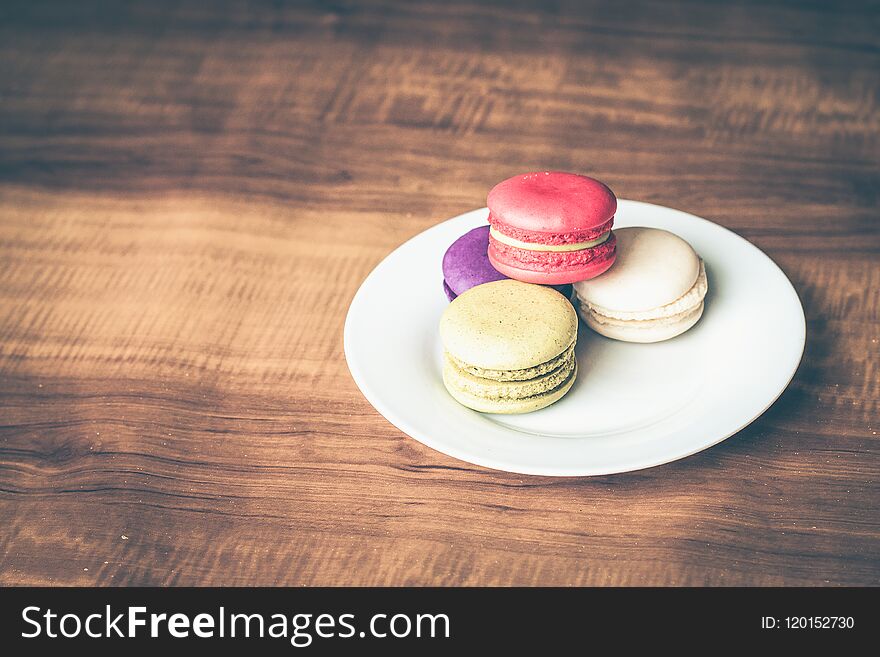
[344,201,805,476]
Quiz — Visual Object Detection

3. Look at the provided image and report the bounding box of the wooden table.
[1,0,878,587]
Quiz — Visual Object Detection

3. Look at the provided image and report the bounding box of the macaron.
[487,171,618,285]
[573,227,708,343]
[442,225,572,301]
[442,226,509,301]
[440,280,578,414]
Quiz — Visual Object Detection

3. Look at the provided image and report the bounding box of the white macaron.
[572,227,708,343]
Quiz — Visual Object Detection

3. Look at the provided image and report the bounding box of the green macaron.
[439,279,578,414]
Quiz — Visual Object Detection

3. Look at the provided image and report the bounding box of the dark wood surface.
[1,0,878,586]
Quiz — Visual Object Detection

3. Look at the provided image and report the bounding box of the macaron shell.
[443,359,577,414]
[443,280,456,301]
[488,171,617,234]
[442,225,508,297]
[580,301,704,343]
[574,227,700,312]
[440,280,577,371]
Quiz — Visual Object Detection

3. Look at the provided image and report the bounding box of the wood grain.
[1,0,878,586]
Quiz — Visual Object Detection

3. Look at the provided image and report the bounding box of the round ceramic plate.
[344,201,805,476]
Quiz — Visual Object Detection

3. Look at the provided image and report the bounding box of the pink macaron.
[487,171,618,284]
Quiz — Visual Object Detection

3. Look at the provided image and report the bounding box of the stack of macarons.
[440,280,578,414]
[440,171,709,414]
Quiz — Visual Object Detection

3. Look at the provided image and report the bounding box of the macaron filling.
[581,300,704,329]
[489,227,611,252]
[442,360,577,414]
[578,260,707,323]
[487,215,614,246]
[446,342,575,382]
[490,232,617,268]
[443,350,576,401]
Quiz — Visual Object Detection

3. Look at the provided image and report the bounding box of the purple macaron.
[442,225,573,301]
[442,226,509,301]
